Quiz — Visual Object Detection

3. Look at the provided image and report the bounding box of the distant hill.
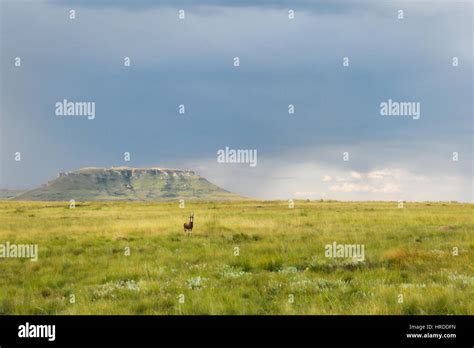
[12,167,244,201]
[0,189,28,200]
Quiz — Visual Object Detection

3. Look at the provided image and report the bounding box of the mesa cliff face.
[13,167,243,201]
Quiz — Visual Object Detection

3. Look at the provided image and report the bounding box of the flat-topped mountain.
[13,167,243,201]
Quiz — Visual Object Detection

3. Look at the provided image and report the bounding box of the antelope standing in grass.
[184,213,194,236]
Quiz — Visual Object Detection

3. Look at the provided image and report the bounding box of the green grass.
[0,200,472,314]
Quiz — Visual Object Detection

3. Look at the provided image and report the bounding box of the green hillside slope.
[13,167,243,201]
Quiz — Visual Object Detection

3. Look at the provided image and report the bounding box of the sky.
[0,0,472,201]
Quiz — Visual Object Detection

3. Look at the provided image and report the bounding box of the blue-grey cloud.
[1,0,472,201]
[47,0,370,14]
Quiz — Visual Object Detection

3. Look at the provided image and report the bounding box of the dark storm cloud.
[1,0,472,200]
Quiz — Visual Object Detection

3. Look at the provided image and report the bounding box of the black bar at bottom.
[0,315,471,347]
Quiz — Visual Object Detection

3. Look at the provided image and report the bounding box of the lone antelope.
[184,213,194,236]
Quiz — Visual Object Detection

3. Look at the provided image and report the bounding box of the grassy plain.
[0,200,472,314]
